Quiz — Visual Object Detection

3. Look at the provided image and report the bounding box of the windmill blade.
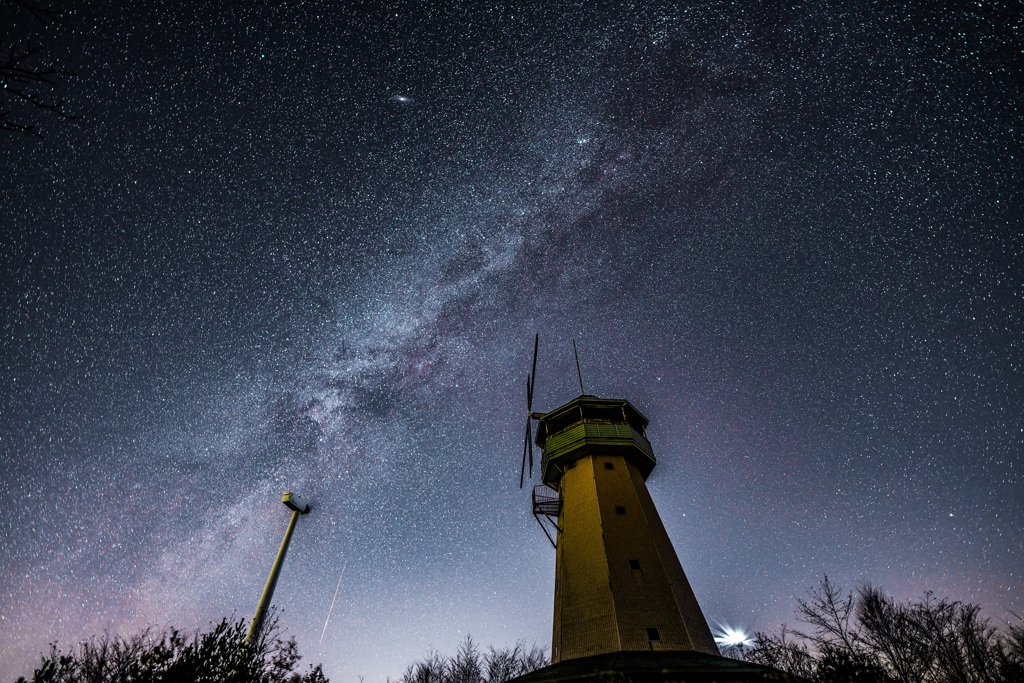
[520,414,529,488]
[527,334,539,479]
[527,417,534,478]
[528,333,539,409]
[519,334,540,488]
[520,372,532,488]
[526,371,535,479]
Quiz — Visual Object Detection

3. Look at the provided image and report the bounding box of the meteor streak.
[319,562,347,645]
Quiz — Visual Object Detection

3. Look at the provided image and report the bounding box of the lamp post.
[245,491,311,646]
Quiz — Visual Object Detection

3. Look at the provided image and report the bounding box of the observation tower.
[514,337,802,682]
[532,395,718,662]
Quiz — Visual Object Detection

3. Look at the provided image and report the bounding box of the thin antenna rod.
[572,338,585,396]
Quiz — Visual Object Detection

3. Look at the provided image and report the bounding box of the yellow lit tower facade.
[515,340,801,681]
[531,395,718,663]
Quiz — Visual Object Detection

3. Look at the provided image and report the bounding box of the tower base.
[509,650,805,683]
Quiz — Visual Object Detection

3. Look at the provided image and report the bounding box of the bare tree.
[1,0,79,137]
[484,642,547,683]
[449,638,484,683]
[395,636,547,683]
[744,577,1024,683]
[997,618,1024,682]
[744,626,818,681]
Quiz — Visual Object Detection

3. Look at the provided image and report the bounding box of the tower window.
[604,462,614,470]
[615,505,626,515]
[629,559,641,571]
[647,627,661,642]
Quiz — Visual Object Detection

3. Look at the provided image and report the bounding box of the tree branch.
[0,2,79,137]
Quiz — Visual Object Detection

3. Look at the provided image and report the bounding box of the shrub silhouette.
[15,615,328,683]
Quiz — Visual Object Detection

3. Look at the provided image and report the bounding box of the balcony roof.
[536,395,649,449]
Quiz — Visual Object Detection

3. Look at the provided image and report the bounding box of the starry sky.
[1,1,1021,680]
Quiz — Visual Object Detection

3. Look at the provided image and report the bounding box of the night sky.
[1,1,1021,680]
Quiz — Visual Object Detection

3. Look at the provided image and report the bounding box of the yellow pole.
[245,506,301,646]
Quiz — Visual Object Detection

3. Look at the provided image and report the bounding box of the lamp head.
[282,491,311,514]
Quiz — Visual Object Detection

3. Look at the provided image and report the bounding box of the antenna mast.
[572,338,585,395]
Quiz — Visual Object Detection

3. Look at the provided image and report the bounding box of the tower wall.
[552,456,619,662]
[551,454,717,663]
[627,463,720,655]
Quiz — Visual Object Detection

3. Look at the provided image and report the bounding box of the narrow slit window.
[629,559,641,571]
[647,627,661,642]
[615,505,626,515]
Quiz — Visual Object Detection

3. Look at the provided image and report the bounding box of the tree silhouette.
[743,576,1024,683]
[394,636,546,683]
[1,0,79,137]
[14,614,330,683]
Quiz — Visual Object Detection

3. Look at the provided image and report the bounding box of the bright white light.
[713,626,753,648]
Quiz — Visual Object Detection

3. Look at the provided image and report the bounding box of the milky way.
[1,2,1021,681]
